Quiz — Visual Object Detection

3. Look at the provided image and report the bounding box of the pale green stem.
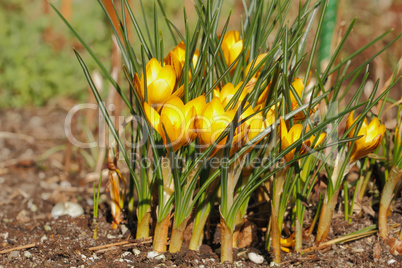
[379,166,401,238]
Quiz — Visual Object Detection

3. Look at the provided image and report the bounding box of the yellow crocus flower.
[244,53,268,78]
[290,78,304,109]
[280,234,295,253]
[346,111,386,163]
[196,97,250,155]
[213,79,270,110]
[164,41,200,79]
[144,95,206,152]
[221,30,243,70]
[133,58,178,108]
[288,78,315,121]
[280,118,326,163]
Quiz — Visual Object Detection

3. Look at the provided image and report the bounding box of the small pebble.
[121,225,129,235]
[147,251,165,261]
[8,251,19,259]
[1,232,8,240]
[38,172,46,179]
[0,177,5,184]
[86,198,94,206]
[3,218,9,223]
[44,224,52,231]
[270,261,279,267]
[60,180,72,188]
[132,249,140,256]
[16,210,30,223]
[388,259,396,265]
[41,193,51,200]
[107,234,117,239]
[24,251,32,258]
[121,251,131,258]
[51,202,84,218]
[40,235,47,243]
[248,252,264,264]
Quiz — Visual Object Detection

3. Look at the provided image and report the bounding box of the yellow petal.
[144,102,163,137]
[157,65,176,91]
[280,118,288,143]
[244,53,268,78]
[133,73,144,102]
[220,83,236,107]
[145,58,162,85]
[185,95,206,117]
[229,41,243,64]
[346,111,356,137]
[147,79,174,106]
[290,78,304,106]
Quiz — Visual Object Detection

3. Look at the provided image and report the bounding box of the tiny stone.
[121,251,131,258]
[3,218,9,223]
[59,180,72,188]
[30,204,38,213]
[1,232,8,240]
[107,234,117,239]
[132,249,140,256]
[38,172,45,179]
[0,177,5,184]
[24,251,32,258]
[147,251,165,261]
[44,224,52,231]
[8,251,19,259]
[86,198,94,206]
[51,202,84,219]
[270,261,279,267]
[41,193,51,200]
[388,259,396,265]
[121,224,129,235]
[16,210,30,223]
[248,252,264,264]
[40,235,47,243]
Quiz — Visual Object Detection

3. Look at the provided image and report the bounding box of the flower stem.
[379,166,401,238]
[358,165,373,200]
[136,210,151,239]
[169,216,190,253]
[189,196,213,250]
[220,215,233,263]
[153,214,171,252]
[294,217,302,253]
[270,202,281,263]
[316,189,339,244]
[269,169,287,263]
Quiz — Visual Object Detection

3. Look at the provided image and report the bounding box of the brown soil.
[0,106,401,267]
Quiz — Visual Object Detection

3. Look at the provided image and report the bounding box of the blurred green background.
[0,0,400,109]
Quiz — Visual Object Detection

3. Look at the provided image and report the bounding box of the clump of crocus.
[221,30,243,70]
[346,111,386,163]
[269,118,325,262]
[133,58,178,108]
[316,112,385,244]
